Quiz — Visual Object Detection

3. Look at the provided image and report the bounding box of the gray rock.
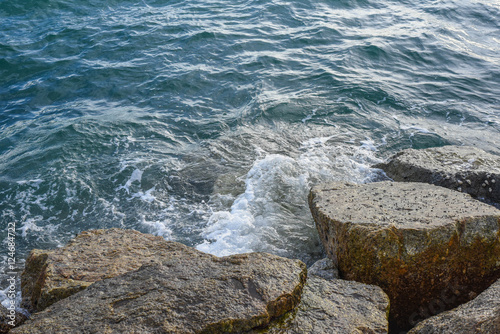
[309,181,500,332]
[308,258,339,280]
[252,276,389,334]
[21,228,201,312]
[409,279,500,334]
[12,250,306,334]
[374,146,500,205]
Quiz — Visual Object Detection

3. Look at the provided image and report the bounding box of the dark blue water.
[1,0,499,305]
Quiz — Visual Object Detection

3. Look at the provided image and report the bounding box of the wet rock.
[309,181,500,332]
[0,307,28,334]
[408,278,500,334]
[21,228,205,312]
[13,251,306,334]
[252,276,389,334]
[307,258,339,280]
[375,145,500,205]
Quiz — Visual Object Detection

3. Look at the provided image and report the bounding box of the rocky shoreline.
[2,145,500,333]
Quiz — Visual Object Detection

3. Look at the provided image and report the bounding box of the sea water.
[1,0,499,306]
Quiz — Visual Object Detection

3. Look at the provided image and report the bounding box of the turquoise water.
[1,0,499,302]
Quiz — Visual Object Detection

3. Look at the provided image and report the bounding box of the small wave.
[197,131,384,261]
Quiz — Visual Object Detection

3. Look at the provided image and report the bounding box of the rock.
[307,258,339,280]
[408,278,500,334]
[13,249,306,334]
[374,145,500,205]
[21,228,197,312]
[0,307,28,334]
[252,276,389,334]
[309,181,500,332]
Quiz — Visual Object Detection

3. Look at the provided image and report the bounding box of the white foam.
[197,137,384,257]
[16,179,43,185]
[19,217,59,239]
[117,168,143,194]
[301,108,317,123]
[197,154,303,256]
[131,187,157,203]
[140,215,173,239]
[360,138,378,151]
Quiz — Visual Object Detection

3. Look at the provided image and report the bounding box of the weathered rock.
[307,258,339,280]
[375,145,500,205]
[408,279,500,334]
[252,276,389,334]
[0,307,28,334]
[13,249,306,334]
[21,228,198,312]
[309,181,500,332]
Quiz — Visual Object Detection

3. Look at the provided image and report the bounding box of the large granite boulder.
[13,249,306,333]
[252,274,389,334]
[375,146,500,205]
[408,278,500,334]
[309,181,500,332]
[21,228,199,312]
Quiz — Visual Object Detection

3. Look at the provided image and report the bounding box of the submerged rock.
[409,279,500,333]
[21,228,197,312]
[14,233,306,334]
[252,276,389,334]
[309,181,500,331]
[375,145,500,205]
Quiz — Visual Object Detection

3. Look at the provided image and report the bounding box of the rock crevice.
[309,181,500,331]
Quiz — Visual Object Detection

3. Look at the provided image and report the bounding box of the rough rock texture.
[21,228,196,312]
[307,258,339,280]
[0,307,28,334]
[309,181,500,332]
[408,279,500,334]
[252,276,389,334]
[13,248,306,334]
[374,145,500,205]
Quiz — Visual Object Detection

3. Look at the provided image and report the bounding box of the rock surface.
[374,145,500,205]
[21,228,196,312]
[0,307,27,334]
[408,279,500,334]
[309,181,500,332]
[13,245,306,334]
[307,258,339,280]
[252,275,389,334]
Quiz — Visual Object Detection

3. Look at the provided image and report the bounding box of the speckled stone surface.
[14,249,306,334]
[0,307,28,334]
[375,145,500,205]
[252,276,389,334]
[21,228,199,312]
[309,181,500,332]
[308,258,339,280]
[409,279,500,334]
